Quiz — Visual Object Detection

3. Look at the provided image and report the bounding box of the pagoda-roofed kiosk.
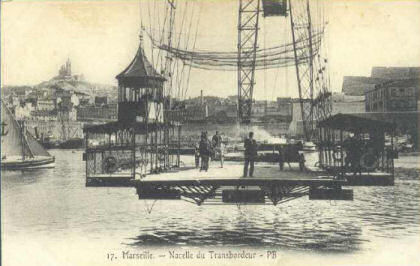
[84,43,182,187]
[116,43,166,123]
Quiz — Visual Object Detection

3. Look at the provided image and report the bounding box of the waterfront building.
[183,104,208,122]
[331,93,365,115]
[276,97,293,121]
[30,110,58,121]
[371,67,420,80]
[74,91,90,101]
[365,79,419,112]
[363,78,420,149]
[14,102,35,120]
[57,106,77,122]
[77,104,117,122]
[208,103,237,123]
[10,86,31,98]
[341,76,386,96]
[37,98,56,111]
[342,66,420,96]
[252,101,266,119]
[7,93,21,107]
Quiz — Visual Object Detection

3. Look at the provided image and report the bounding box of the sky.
[1,0,420,100]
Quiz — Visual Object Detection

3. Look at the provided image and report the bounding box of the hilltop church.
[55,58,84,81]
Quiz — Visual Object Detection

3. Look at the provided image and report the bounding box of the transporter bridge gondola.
[83,0,396,207]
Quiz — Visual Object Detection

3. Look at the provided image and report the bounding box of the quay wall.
[24,120,103,140]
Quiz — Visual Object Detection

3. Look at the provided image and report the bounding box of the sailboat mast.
[20,120,25,160]
[19,120,35,159]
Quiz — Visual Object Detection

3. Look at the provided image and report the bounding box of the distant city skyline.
[2,0,420,100]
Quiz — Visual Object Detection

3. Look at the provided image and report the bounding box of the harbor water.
[2,150,420,265]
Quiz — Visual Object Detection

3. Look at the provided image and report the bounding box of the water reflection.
[2,169,47,187]
[129,210,363,252]
[127,176,420,252]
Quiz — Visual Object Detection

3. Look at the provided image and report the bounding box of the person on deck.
[243,132,258,177]
[219,141,225,168]
[212,131,224,168]
[343,133,363,174]
[194,142,200,168]
[199,132,211,172]
[212,131,222,147]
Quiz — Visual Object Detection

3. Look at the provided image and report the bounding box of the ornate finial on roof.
[139,24,145,48]
[139,33,143,49]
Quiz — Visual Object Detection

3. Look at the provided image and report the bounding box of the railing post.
[132,129,136,179]
[85,131,89,177]
[340,130,344,179]
[177,125,181,167]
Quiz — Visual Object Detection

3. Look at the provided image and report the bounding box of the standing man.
[219,141,225,168]
[243,131,258,177]
[212,131,224,168]
[212,131,221,147]
[199,132,211,172]
[343,133,362,174]
[194,141,200,168]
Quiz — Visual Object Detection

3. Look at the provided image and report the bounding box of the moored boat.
[57,138,84,149]
[1,100,55,170]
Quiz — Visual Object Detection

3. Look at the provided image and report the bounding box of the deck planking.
[133,162,344,186]
[87,160,393,187]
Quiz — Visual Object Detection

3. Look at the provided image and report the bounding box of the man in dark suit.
[243,131,258,177]
[199,132,211,171]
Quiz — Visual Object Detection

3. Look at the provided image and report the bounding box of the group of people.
[194,131,258,178]
[195,131,224,171]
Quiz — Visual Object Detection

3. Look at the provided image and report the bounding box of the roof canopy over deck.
[318,113,396,133]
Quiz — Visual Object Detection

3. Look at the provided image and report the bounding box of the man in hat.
[199,131,211,171]
[243,131,258,177]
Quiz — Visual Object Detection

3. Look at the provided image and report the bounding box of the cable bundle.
[145,27,324,71]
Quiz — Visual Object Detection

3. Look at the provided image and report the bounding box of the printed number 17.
[107,253,116,261]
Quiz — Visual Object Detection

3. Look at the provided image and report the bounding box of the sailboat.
[1,100,55,170]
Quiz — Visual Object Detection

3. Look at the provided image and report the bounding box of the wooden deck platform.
[86,160,394,188]
[85,161,394,204]
[135,162,342,186]
[86,162,344,187]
